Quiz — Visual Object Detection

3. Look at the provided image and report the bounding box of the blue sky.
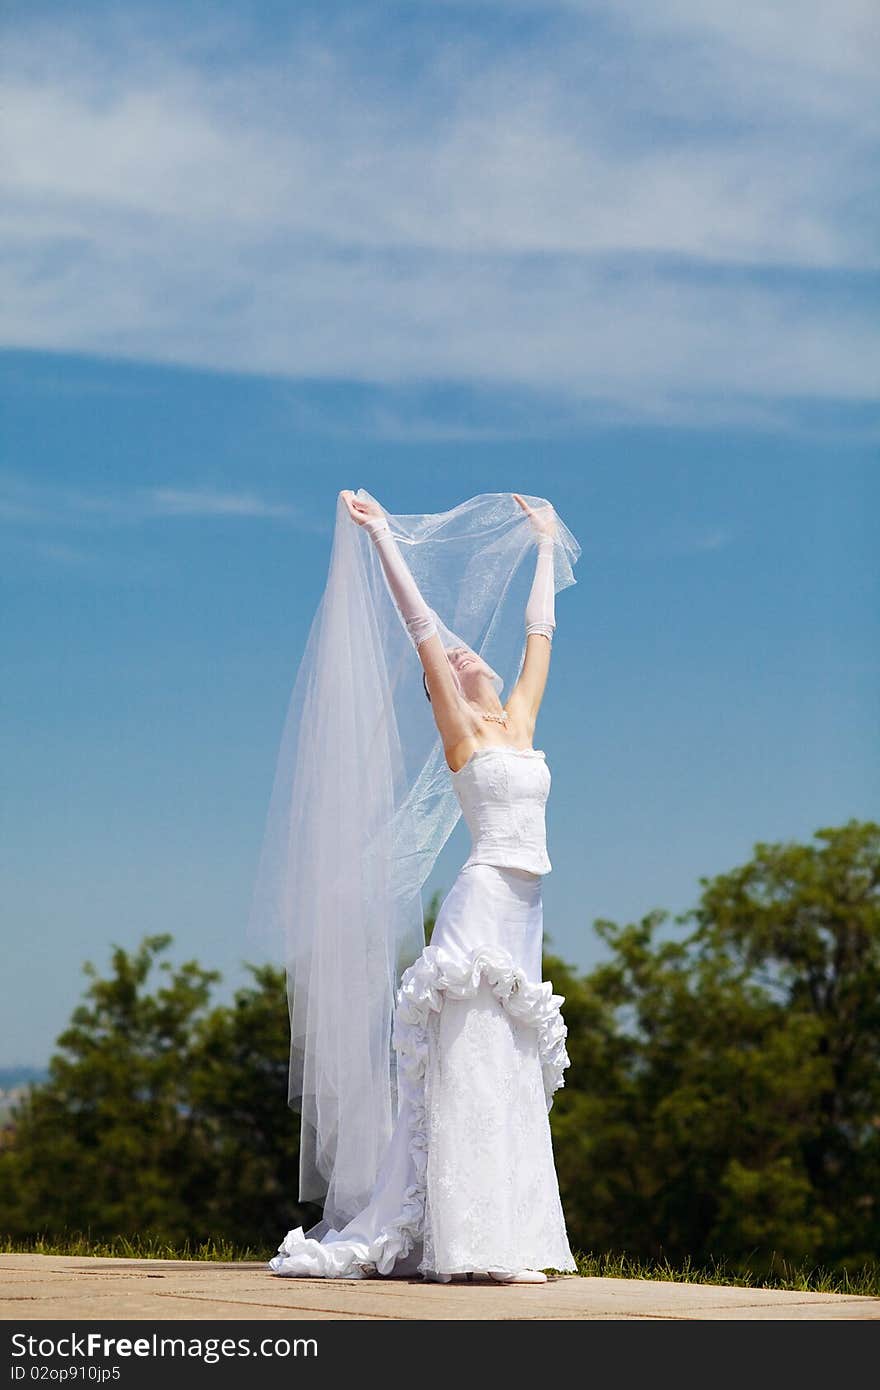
[2,1,878,1068]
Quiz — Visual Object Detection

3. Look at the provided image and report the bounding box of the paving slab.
[0,1255,877,1320]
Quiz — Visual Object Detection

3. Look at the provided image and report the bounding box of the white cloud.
[0,472,312,529]
[1,5,876,433]
[146,488,301,519]
[588,0,880,86]
[471,0,879,89]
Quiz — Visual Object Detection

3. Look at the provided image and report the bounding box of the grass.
[1,1231,263,1263]
[2,1230,878,1296]
[569,1248,880,1297]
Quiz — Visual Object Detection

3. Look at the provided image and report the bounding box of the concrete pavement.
[1,1254,878,1319]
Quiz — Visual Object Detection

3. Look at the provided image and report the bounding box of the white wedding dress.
[268,745,578,1280]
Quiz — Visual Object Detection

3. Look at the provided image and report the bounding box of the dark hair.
[422,670,431,703]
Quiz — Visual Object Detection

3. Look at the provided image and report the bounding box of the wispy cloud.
[0,472,312,530]
[29,539,95,567]
[690,528,730,553]
[144,488,302,520]
[1,4,877,434]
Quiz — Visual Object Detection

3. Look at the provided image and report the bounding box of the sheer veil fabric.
[246,489,581,1236]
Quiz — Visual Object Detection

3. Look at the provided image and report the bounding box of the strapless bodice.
[449,746,552,876]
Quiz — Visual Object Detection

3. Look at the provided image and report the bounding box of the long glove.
[524,532,556,643]
[363,515,439,650]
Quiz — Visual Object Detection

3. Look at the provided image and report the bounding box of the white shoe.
[424,1270,452,1283]
[488,1268,548,1283]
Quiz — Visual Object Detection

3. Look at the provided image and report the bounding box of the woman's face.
[445,645,495,699]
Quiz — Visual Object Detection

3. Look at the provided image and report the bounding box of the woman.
[262,489,579,1284]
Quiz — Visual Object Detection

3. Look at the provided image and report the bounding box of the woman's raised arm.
[341,491,466,742]
[506,494,557,729]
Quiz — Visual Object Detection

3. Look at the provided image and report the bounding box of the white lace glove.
[524,532,556,643]
[363,515,439,649]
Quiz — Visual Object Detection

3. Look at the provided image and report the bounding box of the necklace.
[481,707,509,724]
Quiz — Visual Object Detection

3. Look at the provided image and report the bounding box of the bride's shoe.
[424,1270,452,1283]
[488,1268,548,1283]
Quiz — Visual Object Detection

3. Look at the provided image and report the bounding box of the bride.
[262,489,579,1285]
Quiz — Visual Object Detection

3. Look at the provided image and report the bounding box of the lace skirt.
[268,862,577,1279]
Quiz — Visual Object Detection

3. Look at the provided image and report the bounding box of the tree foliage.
[0,935,320,1247]
[551,819,880,1271]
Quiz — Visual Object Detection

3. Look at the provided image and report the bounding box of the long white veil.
[246,489,581,1235]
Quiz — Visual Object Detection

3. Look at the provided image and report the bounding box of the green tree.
[0,935,315,1247]
[551,820,880,1271]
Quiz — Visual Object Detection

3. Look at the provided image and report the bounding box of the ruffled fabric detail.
[394,941,571,1117]
[269,1225,367,1279]
[267,940,570,1280]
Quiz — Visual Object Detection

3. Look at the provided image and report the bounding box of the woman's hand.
[340,490,385,528]
[513,493,557,542]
